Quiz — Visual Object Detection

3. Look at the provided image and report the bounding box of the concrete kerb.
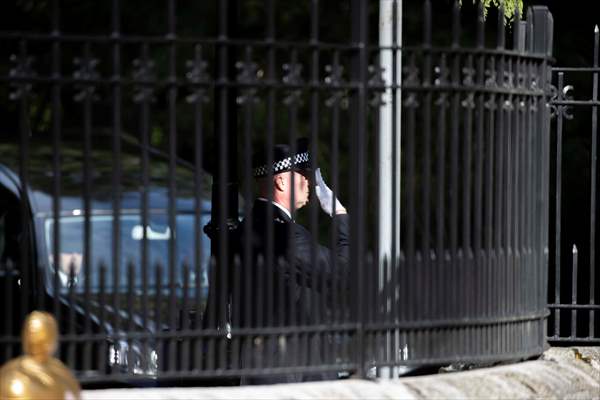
[83,347,600,400]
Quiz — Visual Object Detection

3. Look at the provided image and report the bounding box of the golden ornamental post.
[0,311,81,399]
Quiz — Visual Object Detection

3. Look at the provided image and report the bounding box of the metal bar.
[405,54,416,321]
[474,0,485,321]
[256,255,265,369]
[571,245,578,338]
[277,256,285,367]
[549,304,600,310]
[449,1,461,328]
[17,39,31,330]
[330,51,341,325]
[155,263,163,372]
[81,41,94,372]
[436,54,448,322]
[110,0,122,342]
[309,0,321,335]
[67,264,76,367]
[51,0,63,324]
[181,262,191,371]
[422,0,432,324]
[506,56,514,324]
[350,0,368,376]
[285,48,301,369]
[167,0,178,372]
[97,263,107,372]
[265,0,276,323]
[495,7,506,339]
[463,52,474,253]
[590,25,599,338]
[136,42,152,371]
[555,72,564,337]
[238,44,254,372]
[126,262,135,371]
[206,257,216,370]
[485,60,496,325]
[231,255,241,370]
[388,0,402,371]
[191,44,205,371]
[552,67,600,72]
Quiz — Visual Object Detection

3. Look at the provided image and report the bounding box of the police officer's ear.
[273,174,286,192]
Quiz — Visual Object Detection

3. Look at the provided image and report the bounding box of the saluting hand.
[314,168,347,216]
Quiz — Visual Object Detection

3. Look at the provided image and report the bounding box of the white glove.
[314,168,346,216]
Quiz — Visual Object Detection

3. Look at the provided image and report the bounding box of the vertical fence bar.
[126,261,135,370]
[404,52,417,333]
[350,0,368,376]
[4,264,14,360]
[97,264,107,372]
[181,262,191,371]
[206,257,216,370]
[436,54,449,324]
[590,25,599,339]
[495,7,506,357]
[526,9,535,336]
[571,245,578,338]
[166,0,178,372]
[136,42,152,369]
[329,51,342,325]
[80,42,94,372]
[485,59,496,348]
[51,0,62,324]
[239,45,254,373]
[309,0,321,351]
[231,255,241,370]
[154,263,163,371]
[191,44,205,370]
[110,0,122,345]
[263,1,276,373]
[265,0,276,329]
[474,0,485,324]
[422,0,432,325]
[391,0,402,370]
[17,38,31,332]
[285,48,301,368]
[67,265,76,367]
[554,71,565,337]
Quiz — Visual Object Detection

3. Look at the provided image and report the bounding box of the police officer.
[236,138,349,383]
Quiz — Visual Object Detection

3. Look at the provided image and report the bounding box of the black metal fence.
[0,0,552,384]
[548,27,600,345]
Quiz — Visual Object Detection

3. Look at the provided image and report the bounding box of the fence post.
[350,0,368,378]
[529,6,553,338]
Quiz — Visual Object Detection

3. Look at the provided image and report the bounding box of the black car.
[0,140,213,381]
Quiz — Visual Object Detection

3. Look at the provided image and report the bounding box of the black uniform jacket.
[235,199,350,328]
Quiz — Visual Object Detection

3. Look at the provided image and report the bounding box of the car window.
[44,213,211,294]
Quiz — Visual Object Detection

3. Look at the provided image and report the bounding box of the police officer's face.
[291,171,309,209]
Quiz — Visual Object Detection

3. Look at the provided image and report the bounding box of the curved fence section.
[365,5,554,374]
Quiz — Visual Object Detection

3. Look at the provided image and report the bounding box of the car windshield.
[44,213,211,293]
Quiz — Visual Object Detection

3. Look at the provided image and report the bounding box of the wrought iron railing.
[0,0,553,384]
[548,26,600,345]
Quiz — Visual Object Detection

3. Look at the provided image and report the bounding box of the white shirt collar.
[257,197,292,220]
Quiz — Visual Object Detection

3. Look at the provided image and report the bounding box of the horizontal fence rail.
[0,0,552,384]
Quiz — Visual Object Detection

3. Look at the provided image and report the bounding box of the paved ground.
[83,347,600,399]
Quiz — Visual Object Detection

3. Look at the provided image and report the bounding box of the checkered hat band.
[253,152,309,177]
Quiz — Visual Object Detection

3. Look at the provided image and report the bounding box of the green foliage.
[462,0,524,23]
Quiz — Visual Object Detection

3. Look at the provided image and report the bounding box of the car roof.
[0,138,213,215]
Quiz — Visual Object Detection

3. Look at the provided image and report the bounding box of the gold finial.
[0,311,81,399]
